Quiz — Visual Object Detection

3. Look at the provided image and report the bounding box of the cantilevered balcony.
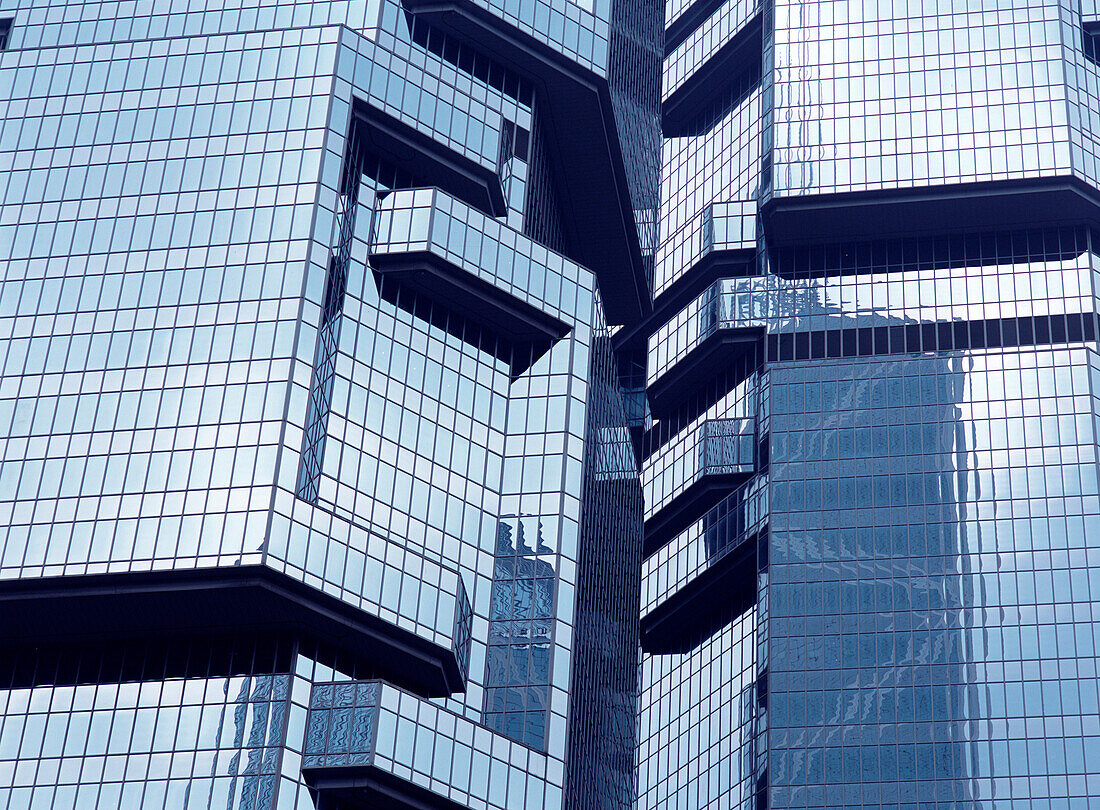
[370,188,576,376]
[351,99,506,217]
[643,416,756,555]
[303,680,556,809]
[662,0,762,136]
[304,681,470,809]
[653,200,758,308]
[640,478,766,653]
[0,556,472,698]
[647,275,766,416]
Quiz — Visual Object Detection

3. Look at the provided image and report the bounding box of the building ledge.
[370,188,574,376]
[352,100,506,217]
[372,249,570,376]
[763,176,1100,245]
[662,10,762,137]
[641,528,758,654]
[648,326,763,417]
[402,0,651,324]
[645,472,751,556]
[304,680,472,809]
[304,766,471,810]
[644,418,757,556]
[0,566,467,698]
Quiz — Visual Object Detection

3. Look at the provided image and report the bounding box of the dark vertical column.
[296,127,364,502]
[565,329,645,810]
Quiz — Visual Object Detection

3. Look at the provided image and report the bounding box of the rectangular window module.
[0,18,11,50]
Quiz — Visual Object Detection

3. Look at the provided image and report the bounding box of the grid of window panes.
[481,286,599,760]
[649,228,1098,387]
[0,25,341,579]
[638,610,758,810]
[0,640,294,810]
[484,515,557,749]
[641,474,767,620]
[607,0,663,290]
[656,70,762,298]
[640,226,1100,810]
[646,3,1100,802]
[767,347,1100,808]
[1066,12,1100,195]
[566,302,644,810]
[767,0,1072,198]
[662,0,758,102]
[0,0,654,808]
[637,350,766,810]
[643,374,761,523]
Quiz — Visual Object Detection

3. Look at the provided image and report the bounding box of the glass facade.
[0,1,657,809]
[639,3,1100,810]
[8,0,1100,808]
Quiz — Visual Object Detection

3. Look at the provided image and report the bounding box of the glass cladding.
[484,514,557,749]
[648,4,1100,802]
[656,0,764,298]
[607,0,664,290]
[296,130,365,503]
[1,26,339,577]
[638,611,758,810]
[0,0,653,807]
[21,0,1100,805]
[0,640,294,810]
[523,110,567,256]
[768,0,1074,198]
[640,227,1100,810]
[657,78,763,298]
[566,305,644,810]
[768,347,1100,807]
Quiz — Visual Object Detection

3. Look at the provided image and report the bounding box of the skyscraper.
[633,1,1100,809]
[8,1,1100,809]
[0,1,658,809]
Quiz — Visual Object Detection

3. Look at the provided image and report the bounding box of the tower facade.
[9,0,1100,808]
[0,2,658,809]
[634,2,1100,809]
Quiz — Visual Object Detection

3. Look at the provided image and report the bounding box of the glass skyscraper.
[0,0,658,808]
[5,1,1100,810]
[634,2,1100,809]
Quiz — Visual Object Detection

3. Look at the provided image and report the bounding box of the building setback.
[5,1,1100,809]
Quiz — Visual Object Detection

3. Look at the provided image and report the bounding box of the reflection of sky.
[637,608,758,810]
[948,351,1099,792]
[663,0,759,99]
[769,0,1071,194]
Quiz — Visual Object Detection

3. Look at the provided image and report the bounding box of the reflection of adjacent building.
[765,347,979,807]
[485,515,557,749]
